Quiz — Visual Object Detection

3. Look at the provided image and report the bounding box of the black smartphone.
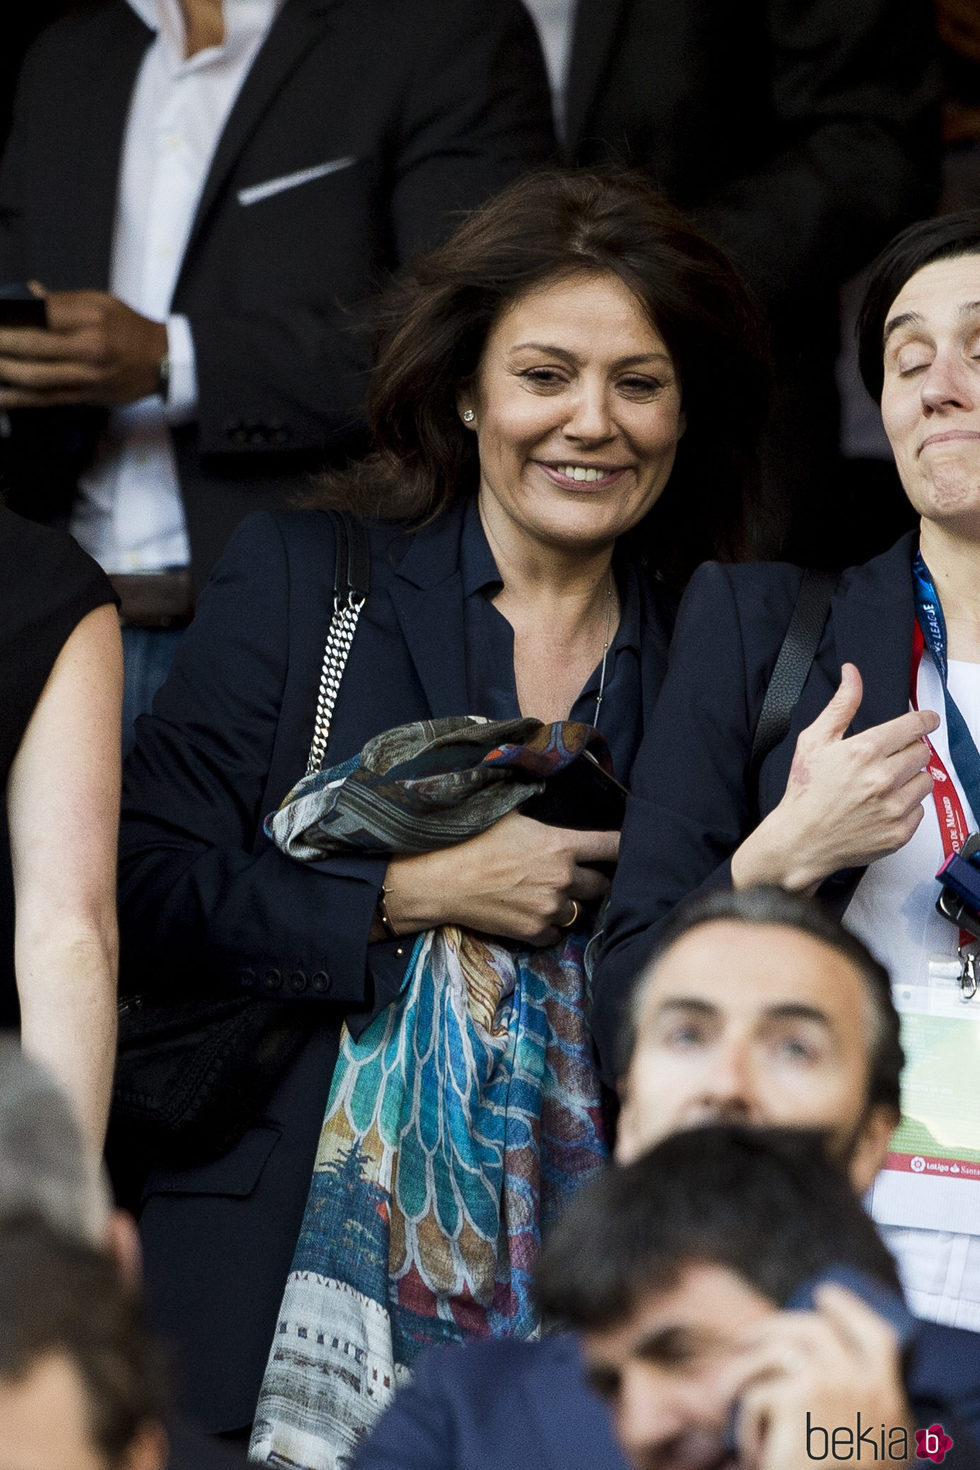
[520,750,628,831]
[0,285,46,328]
[785,1264,917,1348]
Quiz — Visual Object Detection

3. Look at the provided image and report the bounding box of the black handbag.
[111,510,370,1161]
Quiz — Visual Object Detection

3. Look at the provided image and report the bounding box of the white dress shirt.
[520,0,576,141]
[71,0,281,573]
[846,654,980,1332]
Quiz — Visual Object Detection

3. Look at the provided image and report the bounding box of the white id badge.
[871,961,980,1233]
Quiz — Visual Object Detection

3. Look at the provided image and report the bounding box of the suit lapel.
[70,8,153,285]
[564,0,628,154]
[176,0,338,284]
[829,536,917,737]
[760,533,917,813]
[388,505,469,717]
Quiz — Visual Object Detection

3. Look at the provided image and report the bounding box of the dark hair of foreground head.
[536,1125,901,1332]
[0,1212,165,1464]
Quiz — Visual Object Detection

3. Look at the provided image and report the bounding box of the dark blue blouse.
[459,497,645,782]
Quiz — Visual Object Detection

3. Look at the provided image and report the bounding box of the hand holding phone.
[726,1269,916,1470]
[0,284,47,329]
[0,287,166,407]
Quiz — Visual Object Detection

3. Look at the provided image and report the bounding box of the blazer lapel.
[760,533,918,813]
[564,0,628,155]
[388,505,469,717]
[68,8,153,285]
[830,536,917,737]
[176,0,338,284]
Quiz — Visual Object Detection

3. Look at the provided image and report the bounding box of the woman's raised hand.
[380,810,619,946]
[731,662,940,893]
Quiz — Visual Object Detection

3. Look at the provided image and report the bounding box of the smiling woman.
[597,208,980,1339]
[116,170,769,1455]
[461,270,686,721]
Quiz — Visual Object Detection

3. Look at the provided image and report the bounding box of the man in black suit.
[354,888,980,1470]
[0,0,552,720]
[564,0,940,563]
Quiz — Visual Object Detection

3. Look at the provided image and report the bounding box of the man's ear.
[613,1074,640,1166]
[104,1209,142,1290]
[849,1103,898,1195]
[123,1420,168,1470]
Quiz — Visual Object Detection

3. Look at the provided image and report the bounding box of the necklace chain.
[593,569,615,727]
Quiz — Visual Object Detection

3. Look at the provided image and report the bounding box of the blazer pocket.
[141,1124,281,1199]
[237,156,357,207]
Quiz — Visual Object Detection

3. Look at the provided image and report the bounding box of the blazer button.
[311,970,331,994]
[240,967,257,989]
[288,970,308,994]
[263,967,283,990]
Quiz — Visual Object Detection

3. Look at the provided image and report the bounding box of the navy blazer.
[0,0,553,586]
[119,500,674,1431]
[594,532,918,1082]
[354,1322,980,1470]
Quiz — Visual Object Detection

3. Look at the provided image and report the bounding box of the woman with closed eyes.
[597,209,980,1341]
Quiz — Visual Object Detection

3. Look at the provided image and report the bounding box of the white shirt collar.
[125,0,284,70]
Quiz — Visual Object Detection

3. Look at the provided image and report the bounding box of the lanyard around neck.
[912,553,980,826]
[911,554,980,954]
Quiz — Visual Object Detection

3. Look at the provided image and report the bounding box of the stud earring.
[462,409,475,424]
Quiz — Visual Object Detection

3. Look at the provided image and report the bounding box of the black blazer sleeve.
[118,512,389,1010]
[592,560,804,1080]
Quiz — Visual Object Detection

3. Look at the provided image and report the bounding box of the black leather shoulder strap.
[750,569,839,776]
[324,508,371,602]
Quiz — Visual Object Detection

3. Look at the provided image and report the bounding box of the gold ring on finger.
[560,899,580,930]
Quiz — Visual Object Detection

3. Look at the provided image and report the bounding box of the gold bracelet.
[377,884,401,942]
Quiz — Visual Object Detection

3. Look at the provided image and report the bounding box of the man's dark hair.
[618,884,903,1113]
[536,1125,901,1331]
[319,168,770,588]
[858,209,980,402]
[0,1213,164,1464]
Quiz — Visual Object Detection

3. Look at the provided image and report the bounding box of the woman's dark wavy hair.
[322,170,770,588]
[858,209,980,404]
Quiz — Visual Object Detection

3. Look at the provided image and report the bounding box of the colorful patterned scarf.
[249,718,612,1470]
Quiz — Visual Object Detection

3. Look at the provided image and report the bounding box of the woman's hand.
[731,663,940,893]
[379,810,620,946]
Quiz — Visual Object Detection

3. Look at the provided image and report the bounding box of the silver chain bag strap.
[306,509,371,774]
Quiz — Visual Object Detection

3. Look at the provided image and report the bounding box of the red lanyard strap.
[912,621,974,949]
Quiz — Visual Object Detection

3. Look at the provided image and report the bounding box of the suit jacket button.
[240,967,256,989]
[311,970,331,994]
[288,970,308,994]
[263,967,282,990]
[249,427,268,446]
